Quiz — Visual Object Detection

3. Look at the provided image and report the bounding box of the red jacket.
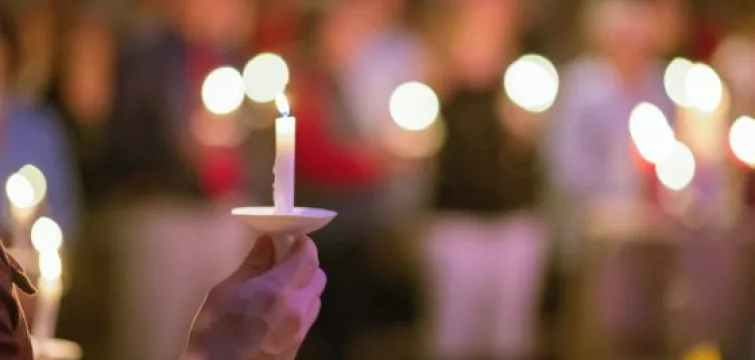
[290,70,383,189]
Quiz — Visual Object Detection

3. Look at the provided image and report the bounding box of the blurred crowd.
[0,0,754,359]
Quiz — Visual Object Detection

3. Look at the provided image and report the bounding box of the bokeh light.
[503,54,559,112]
[18,164,47,207]
[656,141,696,191]
[5,173,36,209]
[389,81,440,131]
[629,102,676,164]
[39,251,62,282]
[683,343,721,360]
[664,57,694,107]
[243,53,290,103]
[684,63,724,113]
[31,217,63,253]
[201,67,246,115]
[729,115,755,167]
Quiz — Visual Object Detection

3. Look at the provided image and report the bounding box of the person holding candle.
[103,1,279,358]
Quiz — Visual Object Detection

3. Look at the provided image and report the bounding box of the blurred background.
[0,0,754,359]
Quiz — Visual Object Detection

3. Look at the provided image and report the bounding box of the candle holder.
[31,337,82,360]
[231,207,337,262]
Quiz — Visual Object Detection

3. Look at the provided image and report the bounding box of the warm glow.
[31,217,63,253]
[39,251,62,282]
[5,173,36,209]
[389,81,440,131]
[664,58,694,107]
[730,115,755,167]
[201,67,246,115]
[683,343,721,360]
[243,53,290,103]
[503,54,559,112]
[656,141,696,191]
[275,93,291,117]
[18,165,47,207]
[629,102,676,164]
[685,63,724,113]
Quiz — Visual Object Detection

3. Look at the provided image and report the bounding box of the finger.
[267,236,319,289]
[279,299,321,360]
[262,270,326,351]
[231,236,276,280]
[263,297,322,355]
[301,297,322,333]
[296,268,327,302]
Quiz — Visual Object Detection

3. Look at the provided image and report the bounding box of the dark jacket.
[433,85,542,215]
[0,242,35,359]
[105,28,275,203]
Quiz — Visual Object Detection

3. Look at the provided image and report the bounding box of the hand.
[182,236,326,360]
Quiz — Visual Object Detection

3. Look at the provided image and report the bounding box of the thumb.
[233,236,276,279]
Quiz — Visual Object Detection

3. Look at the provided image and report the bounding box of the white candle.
[30,217,64,342]
[32,251,62,341]
[274,94,296,214]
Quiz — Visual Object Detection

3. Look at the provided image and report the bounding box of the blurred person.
[40,9,119,358]
[546,0,679,358]
[13,0,57,100]
[0,6,79,237]
[424,1,548,359]
[45,8,115,210]
[0,234,326,360]
[103,0,276,359]
[285,1,426,358]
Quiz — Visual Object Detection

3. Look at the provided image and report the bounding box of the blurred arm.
[547,76,599,198]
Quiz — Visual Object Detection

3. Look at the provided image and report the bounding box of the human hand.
[182,236,325,360]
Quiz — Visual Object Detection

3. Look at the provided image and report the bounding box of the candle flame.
[5,173,36,209]
[275,93,291,117]
[39,251,62,282]
[31,217,63,253]
[18,165,47,206]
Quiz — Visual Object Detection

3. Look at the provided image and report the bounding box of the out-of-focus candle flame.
[729,115,755,167]
[275,93,291,117]
[244,53,290,103]
[656,141,696,191]
[18,165,46,207]
[504,54,560,112]
[389,81,440,131]
[664,57,694,107]
[683,343,721,360]
[685,63,724,113]
[39,251,62,282]
[201,66,246,115]
[629,102,676,164]
[31,217,63,253]
[5,173,36,209]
